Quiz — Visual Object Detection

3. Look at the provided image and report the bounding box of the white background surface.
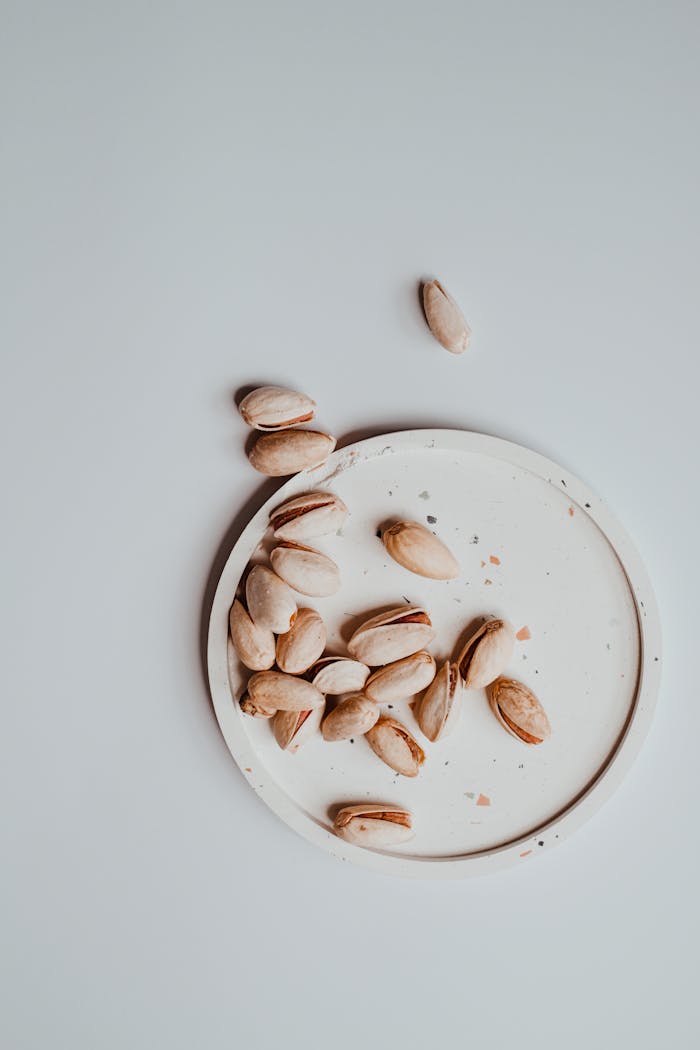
[2,2,698,1047]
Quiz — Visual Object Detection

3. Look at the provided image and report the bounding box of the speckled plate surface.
[207,430,661,877]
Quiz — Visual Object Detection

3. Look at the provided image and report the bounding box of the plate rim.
[206,429,662,878]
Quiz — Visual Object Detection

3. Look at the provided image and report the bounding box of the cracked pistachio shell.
[382,521,459,580]
[248,430,336,477]
[347,606,435,666]
[414,661,462,742]
[238,386,316,431]
[229,599,276,671]
[270,541,340,597]
[247,670,324,711]
[490,677,551,745]
[422,279,471,355]
[457,618,515,689]
[245,565,297,634]
[364,651,436,704]
[334,805,414,847]
[270,491,348,541]
[239,692,276,719]
[365,717,425,777]
[321,695,379,741]
[275,607,326,675]
[273,705,323,752]
[309,657,370,695]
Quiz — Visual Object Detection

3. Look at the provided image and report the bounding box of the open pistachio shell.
[239,692,276,719]
[414,661,462,741]
[239,386,316,431]
[365,717,425,777]
[382,521,459,580]
[347,606,435,666]
[275,608,326,675]
[273,705,323,752]
[270,541,340,597]
[490,677,551,744]
[229,599,276,671]
[248,430,336,477]
[247,670,324,711]
[245,565,298,634]
[364,651,436,704]
[270,491,348,541]
[334,805,414,847]
[321,695,379,741]
[309,657,370,695]
[457,618,515,689]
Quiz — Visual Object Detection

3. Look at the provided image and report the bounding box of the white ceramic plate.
[207,430,661,877]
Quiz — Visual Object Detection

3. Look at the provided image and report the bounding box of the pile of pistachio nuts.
[231,383,551,851]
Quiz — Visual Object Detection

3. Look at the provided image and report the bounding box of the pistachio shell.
[239,386,316,431]
[229,599,276,671]
[347,606,435,666]
[275,608,326,675]
[422,279,471,355]
[321,695,379,741]
[414,661,462,741]
[270,542,340,597]
[365,717,425,777]
[270,491,348,541]
[239,693,276,719]
[248,670,324,711]
[364,651,436,704]
[245,565,298,634]
[248,430,336,477]
[490,677,551,744]
[334,805,414,847]
[309,657,370,695]
[382,521,459,580]
[457,618,515,689]
[273,705,323,752]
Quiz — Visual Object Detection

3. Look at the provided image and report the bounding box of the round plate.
[207,430,661,877]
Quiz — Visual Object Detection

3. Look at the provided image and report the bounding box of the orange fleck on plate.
[480,560,486,568]
[568,506,575,517]
[476,793,491,807]
[516,625,531,641]
[519,850,533,858]
[244,767,252,772]
[489,554,501,565]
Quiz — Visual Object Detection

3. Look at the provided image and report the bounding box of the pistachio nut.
[239,692,276,719]
[270,541,340,597]
[238,385,316,431]
[309,656,370,695]
[365,717,425,777]
[248,430,336,477]
[229,599,276,671]
[347,606,435,666]
[457,618,515,689]
[382,521,459,580]
[245,564,298,634]
[364,651,436,704]
[247,670,324,711]
[270,491,348,541]
[490,677,551,744]
[422,279,471,355]
[334,804,414,848]
[275,607,326,675]
[321,694,379,741]
[414,661,462,741]
[273,705,323,752]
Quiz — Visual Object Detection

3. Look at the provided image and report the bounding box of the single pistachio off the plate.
[364,651,436,704]
[309,656,370,695]
[248,430,336,477]
[347,606,435,666]
[321,694,379,741]
[334,805,414,848]
[229,599,276,671]
[414,661,462,742]
[270,490,348,541]
[273,706,324,752]
[247,670,325,712]
[245,564,298,634]
[457,618,515,689]
[270,541,340,597]
[238,386,316,431]
[275,607,326,675]
[422,279,471,355]
[382,521,459,580]
[365,717,425,777]
[489,677,551,745]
